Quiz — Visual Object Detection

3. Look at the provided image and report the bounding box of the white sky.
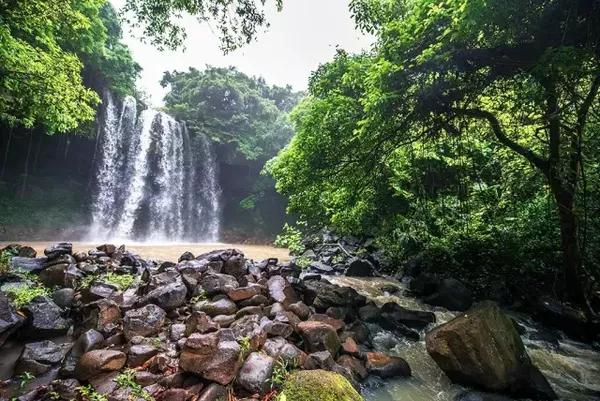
[110,0,374,106]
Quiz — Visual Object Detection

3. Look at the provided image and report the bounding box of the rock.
[380,302,435,330]
[426,302,556,400]
[0,292,24,346]
[213,315,236,328]
[20,296,70,339]
[142,280,187,311]
[279,370,364,401]
[180,332,242,385]
[337,355,368,382]
[239,294,269,307]
[235,305,263,319]
[535,296,591,340]
[123,304,166,340]
[236,352,275,394]
[9,257,47,274]
[84,281,121,303]
[15,340,71,375]
[178,251,195,262]
[358,303,381,322]
[297,321,341,356]
[268,275,299,308]
[454,391,515,401]
[288,301,311,320]
[227,284,262,302]
[79,299,121,337]
[197,383,227,401]
[44,243,72,259]
[310,261,334,273]
[75,349,126,381]
[197,298,237,317]
[423,278,473,311]
[365,352,411,378]
[262,319,294,338]
[262,337,306,367]
[345,258,374,277]
[185,311,219,335]
[341,337,359,355]
[409,274,440,296]
[128,344,159,367]
[52,288,75,309]
[303,280,366,310]
[200,273,239,296]
[96,244,117,256]
[50,378,81,400]
[60,329,105,377]
[309,314,345,331]
[303,350,335,370]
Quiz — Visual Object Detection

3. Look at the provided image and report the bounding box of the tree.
[270,0,600,306]
[121,0,283,51]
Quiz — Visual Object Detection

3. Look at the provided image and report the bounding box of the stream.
[328,276,600,401]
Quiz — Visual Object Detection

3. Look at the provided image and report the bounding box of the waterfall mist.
[88,93,221,242]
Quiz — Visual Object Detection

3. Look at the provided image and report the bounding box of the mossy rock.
[278,370,364,401]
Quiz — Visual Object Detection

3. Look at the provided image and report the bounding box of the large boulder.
[20,296,70,339]
[123,304,166,340]
[268,275,299,308]
[302,280,366,310]
[345,258,374,277]
[142,280,187,311]
[179,332,242,385]
[15,340,71,375]
[0,292,24,346]
[365,352,411,378]
[297,321,341,356]
[236,352,275,394]
[425,302,556,400]
[44,243,73,259]
[9,257,47,274]
[279,370,363,401]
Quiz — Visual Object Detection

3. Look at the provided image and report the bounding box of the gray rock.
[123,304,166,340]
[197,298,238,317]
[44,243,72,259]
[142,280,187,311]
[52,288,75,309]
[236,352,275,394]
[267,276,299,308]
[15,340,71,375]
[10,257,47,274]
[200,273,239,296]
[424,278,473,311]
[0,292,24,346]
[345,258,374,277]
[20,296,70,339]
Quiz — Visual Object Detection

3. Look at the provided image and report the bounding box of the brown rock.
[365,352,411,378]
[179,332,241,385]
[297,321,341,356]
[75,350,127,381]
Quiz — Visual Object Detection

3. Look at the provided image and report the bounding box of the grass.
[4,283,49,309]
[268,359,292,390]
[78,385,108,401]
[115,369,153,401]
[78,272,135,291]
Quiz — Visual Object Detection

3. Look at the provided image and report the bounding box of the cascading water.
[88,92,221,242]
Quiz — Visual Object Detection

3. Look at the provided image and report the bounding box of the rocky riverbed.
[0,242,598,401]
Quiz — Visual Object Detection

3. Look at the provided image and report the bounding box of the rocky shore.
[0,242,561,401]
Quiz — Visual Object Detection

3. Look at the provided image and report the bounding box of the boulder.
[297,321,341,356]
[9,257,47,274]
[268,276,299,308]
[454,391,515,401]
[197,383,227,401]
[423,278,473,311]
[236,352,275,394]
[262,337,306,367]
[180,332,242,385]
[200,273,239,296]
[20,296,70,339]
[303,280,366,310]
[123,304,166,340]
[79,299,121,337]
[365,352,411,378]
[44,243,72,259]
[178,251,195,262]
[15,340,71,375]
[0,292,24,346]
[227,284,263,302]
[288,302,311,320]
[142,280,187,311]
[337,355,368,382]
[345,258,374,277]
[380,302,435,330]
[128,344,159,367]
[534,296,591,340]
[426,302,556,400]
[279,370,364,401]
[75,349,127,381]
[52,288,76,309]
[197,298,237,317]
[185,311,219,335]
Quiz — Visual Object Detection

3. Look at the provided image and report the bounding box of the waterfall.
[88,93,221,242]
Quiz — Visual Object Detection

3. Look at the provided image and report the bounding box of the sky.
[110,0,374,106]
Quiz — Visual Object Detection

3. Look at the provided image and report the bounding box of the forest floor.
[0,241,290,262]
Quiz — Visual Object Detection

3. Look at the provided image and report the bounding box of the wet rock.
[262,318,294,338]
[50,378,81,400]
[197,383,227,401]
[235,305,263,319]
[44,254,76,268]
[9,257,47,274]
[226,284,262,302]
[345,258,374,277]
[288,301,311,320]
[297,321,341,356]
[20,296,70,339]
[97,244,117,256]
[454,391,515,401]
[142,280,187,311]
[239,294,269,307]
[85,281,121,303]
[75,349,127,381]
[179,332,242,385]
[365,352,411,378]
[178,251,195,262]
[267,275,299,308]
[123,304,166,340]
[337,355,368,381]
[341,337,359,355]
[236,352,275,394]
[380,302,435,330]
[128,344,159,367]
[44,243,72,259]
[409,274,440,296]
[309,314,345,331]
[200,273,239,296]
[262,337,306,367]
[213,315,236,328]
[423,278,473,311]
[185,311,219,335]
[0,292,24,346]
[303,350,335,370]
[15,340,71,375]
[60,329,105,377]
[79,299,122,337]
[309,261,334,273]
[303,280,366,310]
[534,296,591,340]
[426,302,556,400]
[197,298,237,317]
[358,303,381,322]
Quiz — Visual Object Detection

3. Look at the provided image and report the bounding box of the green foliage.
[102,272,135,291]
[274,224,305,255]
[115,369,153,401]
[0,249,16,275]
[162,66,301,161]
[268,358,292,390]
[238,336,252,359]
[121,0,283,52]
[17,372,35,389]
[78,385,108,401]
[278,370,363,401]
[4,283,49,309]
[269,0,600,296]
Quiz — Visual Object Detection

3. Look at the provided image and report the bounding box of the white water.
[89,93,221,242]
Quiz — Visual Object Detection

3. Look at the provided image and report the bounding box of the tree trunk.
[1,126,13,179]
[20,129,33,198]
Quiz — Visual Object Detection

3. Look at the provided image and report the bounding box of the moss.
[278,370,363,401]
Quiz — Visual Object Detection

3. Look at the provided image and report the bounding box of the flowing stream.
[327,276,600,401]
[88,93,221,242]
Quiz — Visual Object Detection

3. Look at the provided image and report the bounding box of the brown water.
[0,241,290,262]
